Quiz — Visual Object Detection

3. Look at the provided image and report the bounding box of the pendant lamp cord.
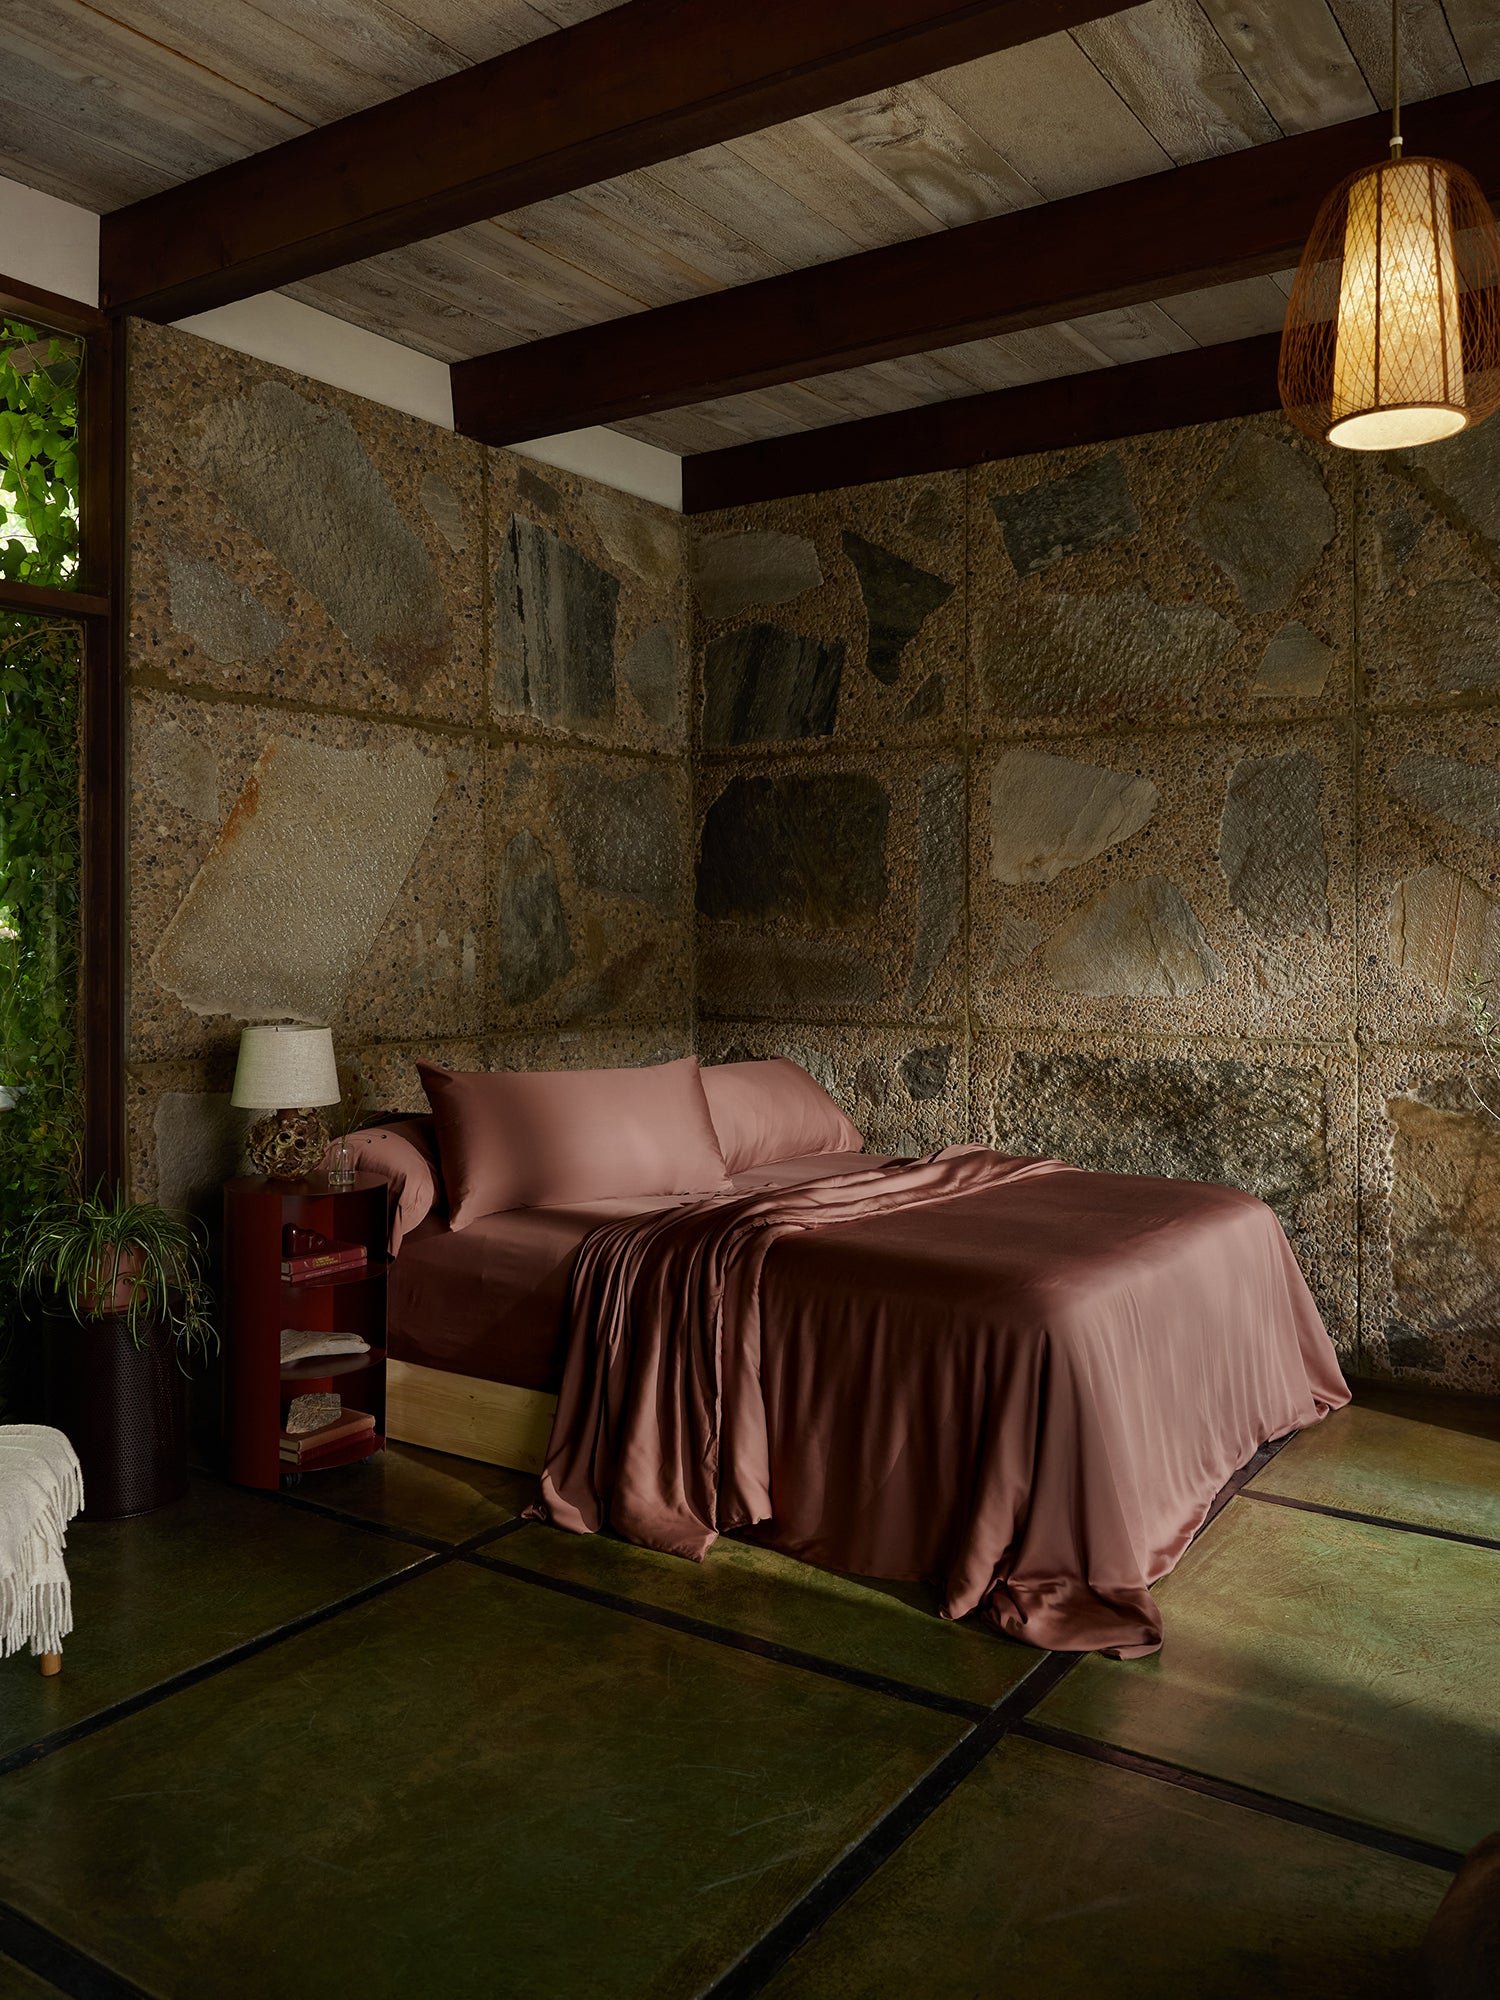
[1390,0,1403,158]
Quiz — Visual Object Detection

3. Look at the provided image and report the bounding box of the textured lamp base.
[247,1108,331,1182]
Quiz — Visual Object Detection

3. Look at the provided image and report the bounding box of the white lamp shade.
[231,1025,341,1110]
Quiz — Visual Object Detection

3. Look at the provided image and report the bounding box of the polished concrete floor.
[0,1386,1495,1998]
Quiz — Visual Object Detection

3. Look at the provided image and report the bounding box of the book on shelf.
[282,1238,367,1283]
[279,1409,377,1463]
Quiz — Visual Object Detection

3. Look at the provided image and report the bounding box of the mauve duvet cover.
[538,1146,1349,1657]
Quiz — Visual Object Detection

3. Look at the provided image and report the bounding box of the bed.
[357,1057,1348,1657]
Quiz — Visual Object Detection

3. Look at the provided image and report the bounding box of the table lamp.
[231,1024,342,1182]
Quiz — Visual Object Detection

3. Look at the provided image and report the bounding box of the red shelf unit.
[224,1173,389,1491]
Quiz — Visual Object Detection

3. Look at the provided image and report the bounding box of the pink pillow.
[326,1119,442,1255]
[700,1058,864,1174]
[418,1057,732,1231]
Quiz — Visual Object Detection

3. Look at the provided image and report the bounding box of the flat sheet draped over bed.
[539,1146,1349,1657]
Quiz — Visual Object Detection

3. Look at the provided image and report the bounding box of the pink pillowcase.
[328,1119,443,1255]
[700,1058,864,1175]
[418,1057,732,1231]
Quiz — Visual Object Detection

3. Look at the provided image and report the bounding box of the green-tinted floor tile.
[0,1560,963,2000]
[762,1735,1449,1999]
[501,1524,1036,1707]
[292,1440,535,1545]
[0,1479,425,1759]
[1252,1403,1500,1542]
[0,1957,62,1997]
[1038,1497,1500,1854]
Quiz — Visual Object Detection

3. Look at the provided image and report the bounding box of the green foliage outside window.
[0,318,85,1408]
[0,322,81,584]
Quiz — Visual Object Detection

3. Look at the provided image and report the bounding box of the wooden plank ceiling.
[2,0,1496,460]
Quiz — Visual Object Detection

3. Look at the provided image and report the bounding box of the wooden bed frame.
[386,1358,556,1475]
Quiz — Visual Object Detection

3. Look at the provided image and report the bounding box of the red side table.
[224,1173,389,1491]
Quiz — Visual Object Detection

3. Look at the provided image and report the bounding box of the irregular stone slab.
[153,1092,249,1217]
[989,453,1140,577]
[583,490,680,587]
[143,718,220,823]
[977,586,1237,719]
[782,1042,840,1095]
[557,939,655,1022]
[556,764,681,914]
[904,763,963,1008]
[1043,877,1223,997]
[621,621,678,729]
[419,472,469,553]
[698,931,882,1013]
[183,381,451,689]
[516,466,563,516]
[855,1057,890,1106]
[991,1051,1328,1214]
[840,532,955,683]
[900,1044,951,1101]
[152,734,446,1021]
[902,672,946,723]
[1384,1317,1446,1371]
[691,531,822,621]
[904,484,958,543]
[1388,751,1500,843]
[1253,622,1334,698]
[697,772,889,922]
[1377,508,1424,573]
[702,624,843,746]
[1187,432,1335,614]
[1220,750,1331,941]
[493,515,618,725]
[1386,1080,1500,1361]
[989,747,1158,886]
[1398,416,1500,547]
[1389,864,1498,1000]
[498,830,573,1006]
[164,551,288,667]
[989,912,1045,979]
[1398,577,1500,694]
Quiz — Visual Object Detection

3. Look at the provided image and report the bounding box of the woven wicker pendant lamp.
[1279,0,1500,451]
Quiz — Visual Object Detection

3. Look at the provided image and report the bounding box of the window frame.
[0,271,125,1191]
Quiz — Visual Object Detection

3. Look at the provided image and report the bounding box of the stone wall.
[124,314,1500,1396]
[127,320,691,1219]
[690,413,1500,1396]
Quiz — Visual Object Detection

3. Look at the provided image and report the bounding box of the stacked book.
[279,1406,378,1469]
[282,1235,367,1284]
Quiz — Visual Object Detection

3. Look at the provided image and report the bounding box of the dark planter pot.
[46,1312,188,1520]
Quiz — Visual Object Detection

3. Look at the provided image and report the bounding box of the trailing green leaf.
[19,1188,217,1365]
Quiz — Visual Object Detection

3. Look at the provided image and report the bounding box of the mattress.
[386,1150,878,1392]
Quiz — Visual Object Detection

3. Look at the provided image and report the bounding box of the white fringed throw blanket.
[0,1426,83,1659]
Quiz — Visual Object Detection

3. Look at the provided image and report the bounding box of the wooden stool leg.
[38,1652,61,1677]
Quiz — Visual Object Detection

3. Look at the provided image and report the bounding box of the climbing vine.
[0,318,85,1408]
[0,320,81,584]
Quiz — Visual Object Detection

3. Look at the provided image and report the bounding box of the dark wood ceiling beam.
[452,80,1500,446]
[98,0,1135,323]
[679,332,1285,511]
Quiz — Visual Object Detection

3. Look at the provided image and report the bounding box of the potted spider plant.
[22,1188,217,1519]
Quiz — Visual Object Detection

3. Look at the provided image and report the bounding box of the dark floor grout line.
[1239,1486,1500,1553]
[0,1554,446,1784]
[457,1513,532,1552]
[465,1547,992,1723]
[0,1896,159,1998]
[229,1462,540,1558]
[249,1483,453,1556]
[702,1649,1083,2000]
[1016,1721,1466,1875]
[1191,1431,1299,1543]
